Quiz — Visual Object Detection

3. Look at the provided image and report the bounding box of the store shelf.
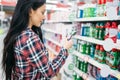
[73,67,96,80]
[44,20,72,23]
[73,35,104,45]
[42,28,62,34]
[72,50,120,79]
[46,0,72,6]
[75,16,120,22]
[44,36,62,47]
[72,50,102,68]
[46,0,58,4]
[45,44,58,55]
[45,16,120,23]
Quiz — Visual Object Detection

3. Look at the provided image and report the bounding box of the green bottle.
[98,23,105,40]
[99,46,106,64]
[90,24,95,38]
[79,59,84,71]
[109,48,118,70]
[106,51,111,66]
[95,23,100,39]
[85,42,91,55]
[94,45,100,61]
[73,72,77,80]
[80,41,86,54]
[83,62,88,73]
[76,74,80,80]
[76,58,80,69]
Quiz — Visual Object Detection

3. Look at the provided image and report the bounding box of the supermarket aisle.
[0,33,7,80]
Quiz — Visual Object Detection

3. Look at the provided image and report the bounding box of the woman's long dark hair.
[2,0,46,79]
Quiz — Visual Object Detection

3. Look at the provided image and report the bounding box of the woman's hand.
[63,37,73,50]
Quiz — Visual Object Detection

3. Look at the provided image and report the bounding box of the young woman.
[2,0,73,80]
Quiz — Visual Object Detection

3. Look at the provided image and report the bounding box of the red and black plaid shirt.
[12,28,68,80]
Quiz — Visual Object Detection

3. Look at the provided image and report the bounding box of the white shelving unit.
[44,36,62,47]
[46,0,72,6]
[73,35,104,45]
[45,16,120,23]
[73,35,120,51]
[72,50,120,79]
[44,20,72,23]
[73,67,96,80]
[42,28,62,35]
[75,16,120,22]
[43,1,120,79]
[45,44,58,55]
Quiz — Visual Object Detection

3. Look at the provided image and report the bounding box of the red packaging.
[98,0,106,4]
[107,0,113,2]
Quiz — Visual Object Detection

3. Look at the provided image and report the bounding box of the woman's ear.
[29,8,34,16]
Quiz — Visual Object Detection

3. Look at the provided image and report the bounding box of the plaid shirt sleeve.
[20,32,68,79]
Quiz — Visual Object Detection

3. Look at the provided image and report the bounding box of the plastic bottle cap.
[105,22,111,28]
[112,48,117,52]
[111,22,117,28]
[96,45,100,50]
[100,46,104,51]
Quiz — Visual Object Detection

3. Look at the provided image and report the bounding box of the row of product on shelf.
[73,38,120,71]
[43,30,62,43]
[75,21,120,43]
[42,20,120,79]
[46,0,120,21]
[46,10,73,21]
[45,40,61,54]
[73,56,118,80]
[77,0,120,18]
[42,23,65,33]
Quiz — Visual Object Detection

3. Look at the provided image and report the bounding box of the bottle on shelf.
[83,61,88,73]
[98,22,105,40]
[89,24,96,38]
[109,22,118,43]
[109,48,118,70]
[98,46,106,64]
[90,43,95,58]
[81,23,90,37]
[106,51,111,66]
[104,22,111,39]
[94,45,100,61]
[80,41,87,54]
[85,42,91,55]
[95,23,100,39]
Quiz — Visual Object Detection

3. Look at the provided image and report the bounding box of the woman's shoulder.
[18,28,37,39]
[15,28,39,47]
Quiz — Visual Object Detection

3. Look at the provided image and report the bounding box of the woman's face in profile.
[29,4,46,27]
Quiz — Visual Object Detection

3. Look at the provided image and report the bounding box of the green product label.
[95,29,99,39]
[73,73,77,80]
[68,63,74,70]
[81,44,86,54]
